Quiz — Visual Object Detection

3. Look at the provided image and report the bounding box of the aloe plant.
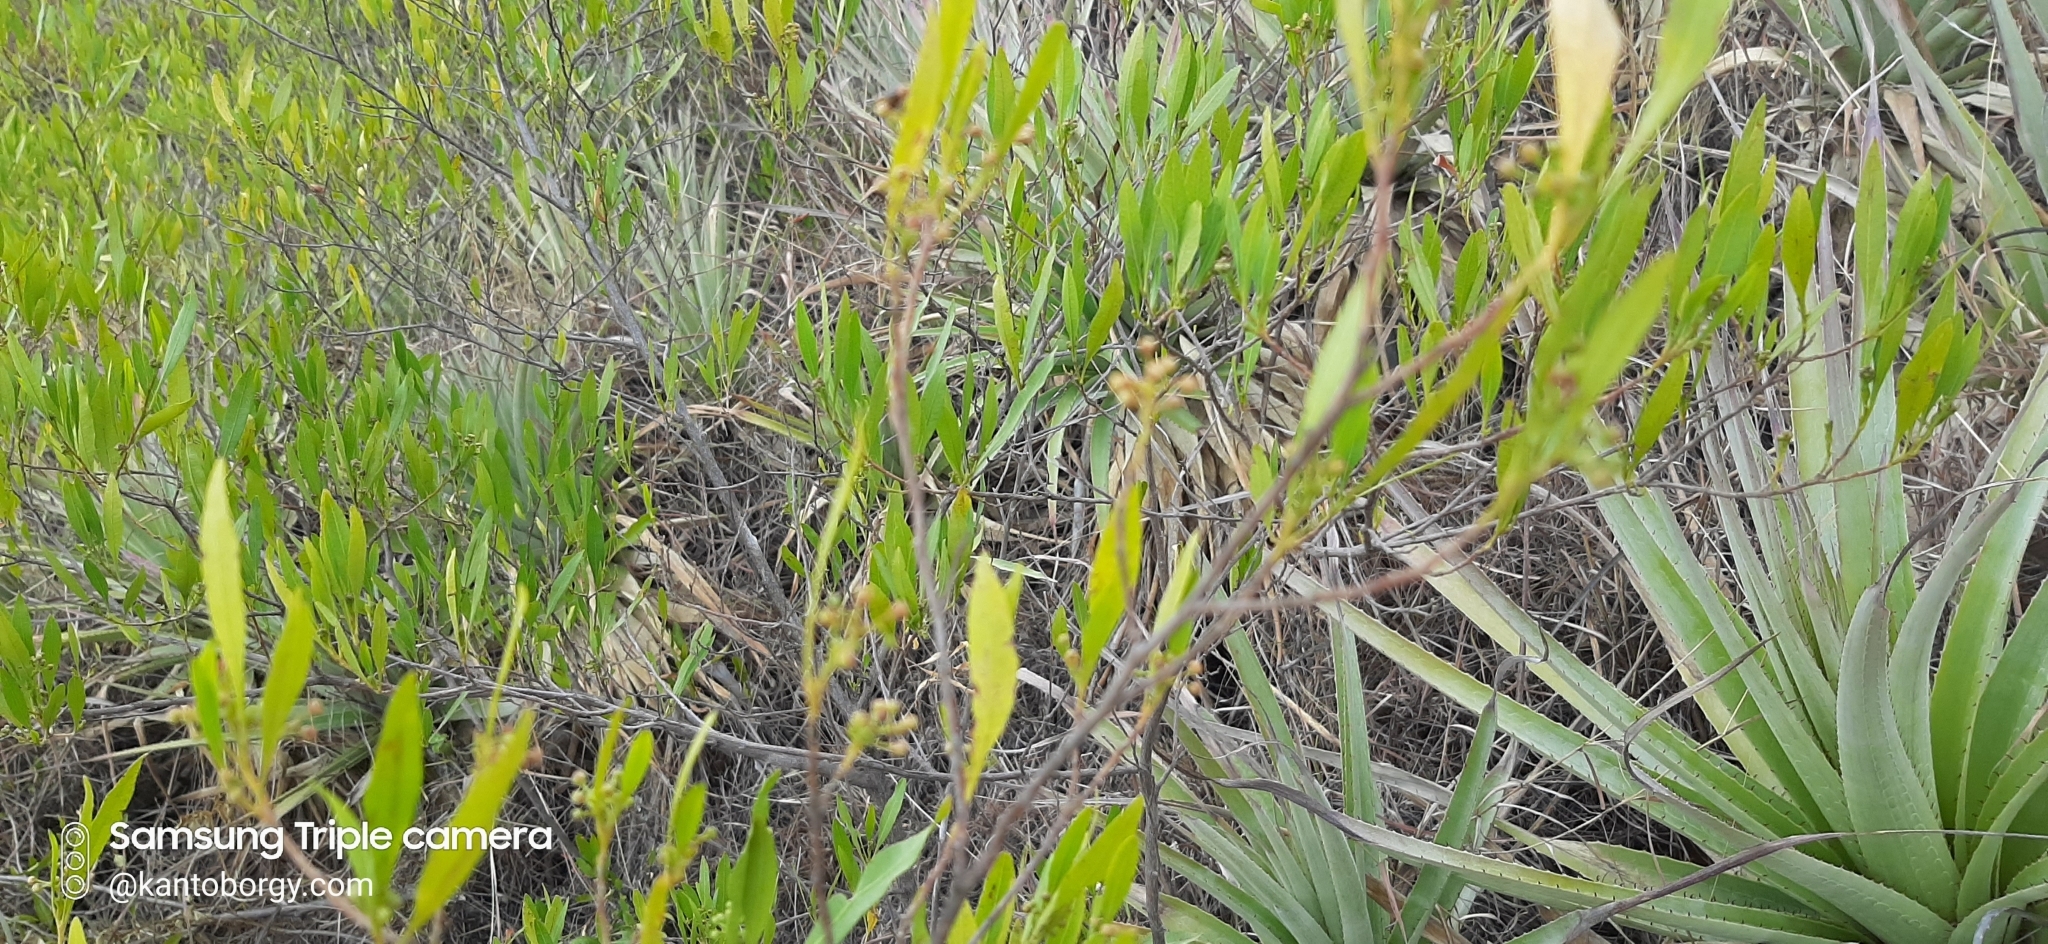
[1161,629,1507,944]
[1287,154,2048,940]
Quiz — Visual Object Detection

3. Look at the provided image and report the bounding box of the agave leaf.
[1300,574,1948,940]
[1162,895,1260,944]
[1957,724,2048,914]
[1399,700,1498,943]
[1838,587,1957,916]
[1378,502,1812,841]
[1332,616,1381,824]
[1223,632,1307,780]
[1160,848,1300,944]
[1958,507,2048,837]
[1599,492,1849,835]
[1697,354,1840,758]
[1989,0,2048,199]
[1499,823,1815,915]
[1948,880,2048,944]
[1221,777,1860,943]
[1887,355,2048,793]
[1933,465,2048,822]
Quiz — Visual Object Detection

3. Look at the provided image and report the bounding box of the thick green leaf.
[1300,573,1950,941]
[1836,589,1955,917]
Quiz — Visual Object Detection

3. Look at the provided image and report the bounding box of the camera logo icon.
[57,822,89,900]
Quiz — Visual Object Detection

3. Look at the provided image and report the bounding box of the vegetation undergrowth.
[4,0,2048,941]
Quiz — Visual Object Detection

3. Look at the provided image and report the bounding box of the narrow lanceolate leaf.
[198,460,247,693]
[1076,486,1143,694]
[1547,0,1624,178]
[1837,589,1956,919]
[805,828,933,944]
[260,584,317,774]
[886,0,977,188]
[965,558,1020,797]
[408,711,534,930]
[1400,700,1498,943]
[1296,281,1377,448]
[1613,0,1736,180]
[363,674,424,890]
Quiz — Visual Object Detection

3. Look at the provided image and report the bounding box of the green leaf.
[1154,534,1204,658]
[138,398,194,438]
[1632,352,1691,464]
[1076,484,1144,694]
[1400,698,1498,942]
[409,711,533,930]
[87,759,144,863]
[805,827,932,944]
[1163,895,1258,944]
[965,557,1020,797]
[621,730,656,799]
[886,0,977,195]
[190,642,227,766]
[199,460,246,694]
[365,674,425,890]
[1297,570,1948,941]
[736,778,779,944]
[1992,0,2048,198]
[1297,280,1377,446]
[1084,261,1125,363]
[1612,0,1735,180]
[1837,589,1955,917]
[99,475,124,559]
[260,583,317,775]
[1230,776,1870,943]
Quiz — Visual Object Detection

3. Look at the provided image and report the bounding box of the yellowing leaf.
[100,474,124,558]
[887,0,977,195]
[209,73,236,126]
[199,460,247,695]
[965,558,1021,798]
[1077,485,1144,694]
[1547,0,1624,178]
